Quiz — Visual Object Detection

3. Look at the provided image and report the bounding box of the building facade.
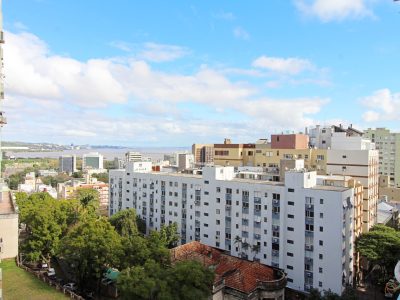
[364,128,400,187]
[109,163,354,295]
[0,191,19,259]
[326,132,379,233]
[82,152,104,170]
[59,155,77,174]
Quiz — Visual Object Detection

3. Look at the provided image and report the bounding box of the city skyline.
[3,0,400,146]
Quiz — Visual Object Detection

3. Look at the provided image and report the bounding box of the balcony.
[272,225,279,231]
[305,244,314,251]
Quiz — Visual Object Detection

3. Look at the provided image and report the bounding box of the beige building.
[326,132,379,233]
[0,190,19,259]
[379,175,400,202]
[364,128,400,187]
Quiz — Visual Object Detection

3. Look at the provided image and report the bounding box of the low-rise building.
[0,189,19,259]
[171,241,286,299]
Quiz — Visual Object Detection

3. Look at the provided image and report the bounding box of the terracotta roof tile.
[171,241,281,294]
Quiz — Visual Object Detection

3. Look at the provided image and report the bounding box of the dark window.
[287,227,294,231]
[287,252,294,257]
[288,188,295,192]
[288,201,294,206]
[287,265,293,270]
[288,214,294,219]
[287,239,294,244]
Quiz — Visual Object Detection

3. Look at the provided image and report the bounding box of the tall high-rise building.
[327,132,379,233]
[59,155,77,174]
[364,128,400,187]
[82,152,104,170]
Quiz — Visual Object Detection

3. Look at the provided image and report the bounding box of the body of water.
[8,147,191,161]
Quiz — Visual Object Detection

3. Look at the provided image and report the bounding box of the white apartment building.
[327,132,379,233]
[364,128,400,187]
[125,151,142,162]
[109,162,354,295]
[308,124,364,149]
[82,152,104,171]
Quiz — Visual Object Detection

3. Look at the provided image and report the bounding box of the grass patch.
[0,259,67,300]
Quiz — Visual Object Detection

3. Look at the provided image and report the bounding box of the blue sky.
[3,0,400,146]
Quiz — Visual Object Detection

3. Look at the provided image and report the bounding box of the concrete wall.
[0,213,19,259]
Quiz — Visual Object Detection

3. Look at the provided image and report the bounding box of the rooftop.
[171,241,286,294]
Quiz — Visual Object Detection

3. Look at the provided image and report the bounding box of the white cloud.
[3,30,330,145]
[233,27,250,40]
[138,43,189,62]
[294,0,373,22]
[252,55,315,75]
[361,89,400,122]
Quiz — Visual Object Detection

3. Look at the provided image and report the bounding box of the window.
[288,214,294,219]
[216,209,220,214]
[305,224,314,232]
[306,210,314,218]
[204,223,209,227]
[288,201,294,206]
[263,217,268,222]
[319,240,323,246]
[264,205,268,210]
[216,198,221,203]
[288,188,295,192]
[287,278,293,283]
[204,202,209,206]
[319,267,323,273]
[216,187,221,192]
[319,281,323,287]
[264,242,267,246]
[287,252,293,257]
[287,227,294,231]
[203,234,208,238]
[320,226,323,232]
[319,254,323,259]
[320,213,324,218]
[287,239,294,244]
[273,193,280,200]
[204,180,209,184]
[320,199,324,204]
[216,220,220,225]
[204,212,209,216]
[287,265,293,270]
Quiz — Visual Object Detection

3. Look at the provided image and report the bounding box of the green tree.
[356,224,400,277]
[92,172,109,183]
[152,223,179,249]
[58,215,123,290]
[75,188,100,213]
[16,192,75,264]
[146,231,171,267]
[168,260,214,300]
[109,208,139,236]
[118,259,172,300]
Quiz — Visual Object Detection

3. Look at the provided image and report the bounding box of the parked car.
[63,283,77,291]
[45,268,56,277]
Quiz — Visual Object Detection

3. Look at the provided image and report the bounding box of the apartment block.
[109,162,354,295]
[364,128,400,187]
[326,132,379,233]
[192,143,214,166]
[125,151,142,162]
[271,133,309,150]
[59,155,77,174]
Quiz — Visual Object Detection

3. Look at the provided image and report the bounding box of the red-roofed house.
[171,241,286,300]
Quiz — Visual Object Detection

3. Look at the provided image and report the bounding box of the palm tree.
[242,241,249,251]
[234,235,242,253]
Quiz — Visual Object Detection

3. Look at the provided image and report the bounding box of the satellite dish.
[395,261,400,283]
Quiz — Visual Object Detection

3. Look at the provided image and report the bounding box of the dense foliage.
[17,192,214,298]
[356,224,400,278]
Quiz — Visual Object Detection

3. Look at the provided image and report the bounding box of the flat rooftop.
[0,191,15,215]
